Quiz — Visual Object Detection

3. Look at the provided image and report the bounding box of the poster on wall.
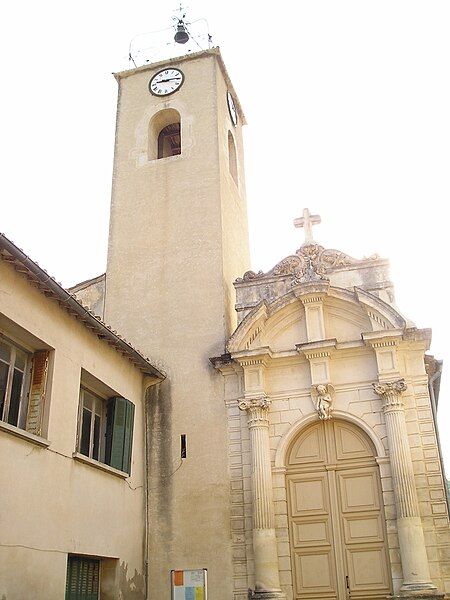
[171,569,208,600]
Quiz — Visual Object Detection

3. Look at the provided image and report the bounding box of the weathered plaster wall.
[0,261,147,600]
[70,274,106,319]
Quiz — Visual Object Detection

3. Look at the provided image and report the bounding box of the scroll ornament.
[236,242,378,286]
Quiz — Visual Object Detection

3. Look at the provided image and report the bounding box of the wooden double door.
[286,420,392,600]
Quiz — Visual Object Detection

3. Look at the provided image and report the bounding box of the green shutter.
[105,397,135,474]
[65,556,99,600]
[123,400,135,475]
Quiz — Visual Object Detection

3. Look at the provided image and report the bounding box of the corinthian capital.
[238,396,271,412]
[372,379,407,410]
[239,396,271,427]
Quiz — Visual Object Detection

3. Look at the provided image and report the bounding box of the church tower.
[104,48,250,600]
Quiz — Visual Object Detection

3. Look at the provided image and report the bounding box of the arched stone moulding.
[273,410,387,471]
[228,284,407,354]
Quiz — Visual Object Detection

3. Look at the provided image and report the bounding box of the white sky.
[1,1,449,468]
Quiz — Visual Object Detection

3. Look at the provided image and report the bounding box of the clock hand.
[158,77,181,83]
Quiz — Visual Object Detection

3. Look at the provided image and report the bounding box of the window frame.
[0,335,32,429]
[77,387,107,464]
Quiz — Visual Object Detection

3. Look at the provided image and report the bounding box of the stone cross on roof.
[294,208,321,244]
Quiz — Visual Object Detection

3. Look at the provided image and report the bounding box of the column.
[373,380,442,598]
[239,396,285,599]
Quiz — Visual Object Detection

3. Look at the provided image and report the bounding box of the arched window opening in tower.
[228,131,238,185]
[158,123,181,159]
[148,108,182,161]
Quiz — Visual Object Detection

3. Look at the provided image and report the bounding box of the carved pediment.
[236,242,379,286]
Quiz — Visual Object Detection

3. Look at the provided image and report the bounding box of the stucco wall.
[0,260,147,600]
[70,274,106,319]
[104,51,251,600]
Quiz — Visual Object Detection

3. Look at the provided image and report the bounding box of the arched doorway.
[286,419,392,600]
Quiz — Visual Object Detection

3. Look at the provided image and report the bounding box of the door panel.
[293,551,337,598]
[292,517,330,547]
[333,421,374,462]
[337,468,380,512]
[346,546,390,590]
[288,424,327,466]
[287,421,392,600]
[288,471,338,599]
[289,474,329,516]
[342,513,384,544]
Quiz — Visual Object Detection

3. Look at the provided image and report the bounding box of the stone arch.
[148,108,181,160]
[274,410,386,470]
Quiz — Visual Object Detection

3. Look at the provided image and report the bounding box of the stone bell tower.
[104,48,250,600]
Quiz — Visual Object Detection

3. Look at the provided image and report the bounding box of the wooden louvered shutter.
[65,556,99,600]
[122,399,135,475]
[105,397,135,474]
[25,350,49,436]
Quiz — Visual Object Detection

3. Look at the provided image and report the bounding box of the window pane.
[7,368,23,426]
[14,348,27,372]
[82,390,94,411]
[92,414,101,461]
[0,341,10,363]
[0,361,9,420]
[80,408,92,456]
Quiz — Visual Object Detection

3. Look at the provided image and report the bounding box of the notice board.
[171,569,207,600]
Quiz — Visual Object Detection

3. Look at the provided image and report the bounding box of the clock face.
[227,91,238,126]
[149,68,184,96]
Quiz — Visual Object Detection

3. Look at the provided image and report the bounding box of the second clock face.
[149,68,184,96]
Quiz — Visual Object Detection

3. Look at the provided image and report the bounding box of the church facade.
[1,47,449,600]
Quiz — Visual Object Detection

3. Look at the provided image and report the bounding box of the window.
[0,336,49,435]
[228,130,238,185]
[66,556,99,600]
[78,389,105,462]
[78,389,135,474]
[148,108,181,160]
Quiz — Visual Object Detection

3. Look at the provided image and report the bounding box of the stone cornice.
[231,347,273,368]
[293,282,330,300]
[362,329,404,348]
[296,339,337,359]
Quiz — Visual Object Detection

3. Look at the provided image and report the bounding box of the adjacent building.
[0,234,163,599]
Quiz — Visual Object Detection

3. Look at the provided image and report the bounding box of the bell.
[174,22,189,44]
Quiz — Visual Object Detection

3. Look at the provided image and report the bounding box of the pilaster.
[297,339,336,385]
[299,293,327,342]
